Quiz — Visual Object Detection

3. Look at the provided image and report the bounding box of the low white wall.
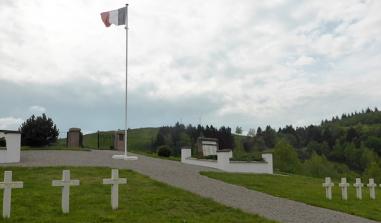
[181,149,219,168]
[181,149,273,174]
[0,132,21,163]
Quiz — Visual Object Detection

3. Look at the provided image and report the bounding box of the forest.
[154,107,381,180]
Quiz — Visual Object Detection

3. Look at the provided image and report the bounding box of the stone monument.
[114,130,125,151]
[66,128,83,148]
[197,137,219,156]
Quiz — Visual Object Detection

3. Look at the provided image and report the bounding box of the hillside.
[82,128,158,153]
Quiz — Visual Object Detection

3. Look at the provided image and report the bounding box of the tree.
[303,153,339,178]
[19,114,59,147]
[273,139,302,174]
[235,126,243,135]
[263,126,276,148]
[247,128,256,137]
[364,162,381,182]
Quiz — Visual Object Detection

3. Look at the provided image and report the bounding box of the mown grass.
[0,167,274,223]
[201,172,381,221]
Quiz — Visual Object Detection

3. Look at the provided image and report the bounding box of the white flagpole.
[124,3,129,157]
[113,4,137,160]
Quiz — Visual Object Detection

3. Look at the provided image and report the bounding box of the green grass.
[201,172,381,221]
[0,167,273,223]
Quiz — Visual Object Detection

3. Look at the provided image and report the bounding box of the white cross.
[103,169,127,210]
[339,178,349,200]
[367,178,377,200]
[353,178,363,200]
[0,171,23,218]
[52,170,80,213]
[322,177,334,200]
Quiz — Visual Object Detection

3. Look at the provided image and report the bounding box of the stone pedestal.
[114,130,125,151]
[66,128,82,148]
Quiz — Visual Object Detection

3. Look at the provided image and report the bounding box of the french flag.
[100,7,127,27]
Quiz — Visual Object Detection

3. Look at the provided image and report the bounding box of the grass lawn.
[0,167,273,223]
[201,172,381,221]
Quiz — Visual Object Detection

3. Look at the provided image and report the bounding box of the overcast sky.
[0,0,380,135]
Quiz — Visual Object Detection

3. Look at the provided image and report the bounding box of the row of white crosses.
[0,169,126,218]
[323,177,378,200]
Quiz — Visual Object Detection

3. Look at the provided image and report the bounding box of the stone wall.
[181,148,273,174]
[0,130,21,163]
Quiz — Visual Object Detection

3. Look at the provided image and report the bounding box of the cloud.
[29,105,46,114]
[293,56,316,66]
[0,117,23,130]
[0,0,380,134]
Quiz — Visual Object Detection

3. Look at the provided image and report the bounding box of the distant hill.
[82,128,158,153]
[322,108,381,127]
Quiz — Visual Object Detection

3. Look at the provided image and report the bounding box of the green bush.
[302,153,339,178]
[19,114,59,147]
[363,162,381,182]
[273,139,302,173]
[157,145,171,157]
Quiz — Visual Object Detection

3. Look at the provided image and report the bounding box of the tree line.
[153,122,234,157]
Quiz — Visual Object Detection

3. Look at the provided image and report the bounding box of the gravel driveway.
[1,150,378,223]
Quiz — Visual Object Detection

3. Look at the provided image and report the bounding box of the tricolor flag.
[100,7,127,27]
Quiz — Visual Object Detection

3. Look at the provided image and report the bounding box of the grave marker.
[339,178,349,200]
[367,178,377,200]
[0,171,23,218]
[103,169,127,210]
[353,178,363,200]
[52,170,80,213]
[322,177,334,200]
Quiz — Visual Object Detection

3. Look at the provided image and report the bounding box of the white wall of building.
[0,131,21,163]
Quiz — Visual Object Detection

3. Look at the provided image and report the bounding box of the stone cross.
[367,178,377,200]
[353,178,363,200]
[339,178,349,200]
[52,170,80,213]
[0,171,23,218]
[322,177,334,200]
[103,169,127,210]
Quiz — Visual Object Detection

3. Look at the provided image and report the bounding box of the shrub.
[19,114,59,147]
[273,139,302,173]
[302,153,339,178]
[363,162,381,182]
[157,145,171,157]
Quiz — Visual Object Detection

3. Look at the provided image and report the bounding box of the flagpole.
[113,3,137,160]
[124,3,129,157]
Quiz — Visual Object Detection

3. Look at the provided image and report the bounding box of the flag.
[100,7,127,27]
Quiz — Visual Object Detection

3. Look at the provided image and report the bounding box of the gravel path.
[1,150,378,223]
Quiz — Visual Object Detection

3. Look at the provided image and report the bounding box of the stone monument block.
[114,130,125,151]
[197,137,219,156]
[67,128,82,148]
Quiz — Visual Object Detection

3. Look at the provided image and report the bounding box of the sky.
[0,0,380,136]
